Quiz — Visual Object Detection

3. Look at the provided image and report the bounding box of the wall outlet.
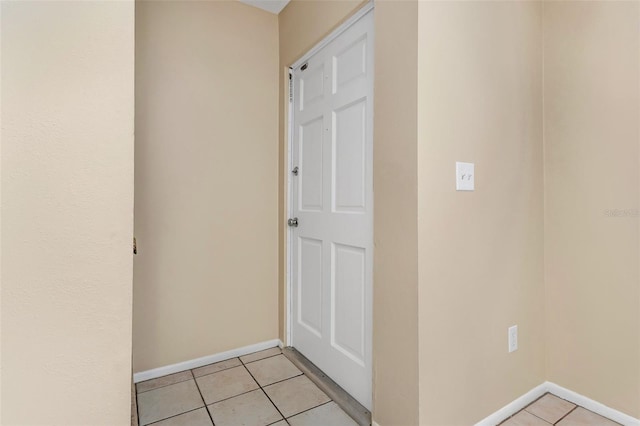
[508,325,518,353]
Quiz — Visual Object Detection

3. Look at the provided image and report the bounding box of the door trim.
[285,0,374,382]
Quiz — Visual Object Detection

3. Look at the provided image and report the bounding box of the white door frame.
[285,0,374,374]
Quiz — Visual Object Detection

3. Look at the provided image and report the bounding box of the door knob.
[288,217,299,227]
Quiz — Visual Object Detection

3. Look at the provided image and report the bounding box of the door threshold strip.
[282,347,371,426]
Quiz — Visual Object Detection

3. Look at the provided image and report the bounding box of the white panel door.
[290,10,373,409]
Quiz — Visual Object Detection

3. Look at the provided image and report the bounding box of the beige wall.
[133,1,279,372]
[372,2,420,424]
[544,0,640,418]
[417,1,545,423]
[1,2,135,424]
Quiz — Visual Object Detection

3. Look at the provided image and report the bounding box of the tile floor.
[135,347,359,426]
[500,393,621,426]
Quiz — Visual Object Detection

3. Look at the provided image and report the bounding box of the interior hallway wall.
[417,1,545,423]
[134,0,279,372]
[544,1,640,418]
[1,2,135,424]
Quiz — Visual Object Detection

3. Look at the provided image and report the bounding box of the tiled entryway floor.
[500,393,621,426]
[135,347,359,426]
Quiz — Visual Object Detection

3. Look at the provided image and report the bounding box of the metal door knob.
[288,217,299,227]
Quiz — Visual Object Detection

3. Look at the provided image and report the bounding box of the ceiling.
[238,0,291,14]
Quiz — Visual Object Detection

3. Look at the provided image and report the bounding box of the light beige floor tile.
[525,394,576,424]
[208,389,283,426]
[149,408,213,426]
[240,347,282,364]
[288,401,357,426]
[245,354,302,386]
[268,422,288,426]
[192,358,242,378]
[263,375,331,418]
[137,380,204,425]
[556,407,620,426]
[500,410,552,426]
[196,365,259,404]
[137,370,194,394]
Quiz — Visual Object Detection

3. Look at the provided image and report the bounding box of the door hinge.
[289,74,293,103]
[133,237,137,255]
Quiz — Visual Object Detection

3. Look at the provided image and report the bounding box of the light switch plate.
[456,162,474,191]
[509,325,518,353]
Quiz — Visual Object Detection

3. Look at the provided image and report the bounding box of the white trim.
[286,67,294,347]
[545,382,640,426]
[372,422,381,426]
[290,0,374,70]
[133,339,283,383]
[475,382,640,426]
[474,383,548,426]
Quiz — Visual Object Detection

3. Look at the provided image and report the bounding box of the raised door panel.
[298,237,323,337]
[299,63,324,112]
[332,99,366,213]
[331,243,366,366]
[299,117,324,212]
[332,36,367,94]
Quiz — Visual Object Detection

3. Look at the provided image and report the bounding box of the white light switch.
[456,162,475,191]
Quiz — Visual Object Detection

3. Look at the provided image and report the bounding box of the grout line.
[525,410,554,425]
[259,373,305,389]
[144,406,205,426]
[192,358,242,379]
[266,420,288,426]
[240,352,284,366]
[285,400,333,420]
[499,393,549,426]
[241,362,289,422]
[259,388,288,424]
[136,371,194,395]
[202,386,261,406]
[191,373,215,425]
[553,406,578,425]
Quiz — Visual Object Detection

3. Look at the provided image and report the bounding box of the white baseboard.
[475,383,548,426]
[133,339,283,383]
[545,382,639,426]
[475,381,640,426]
[372,421,380,426]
